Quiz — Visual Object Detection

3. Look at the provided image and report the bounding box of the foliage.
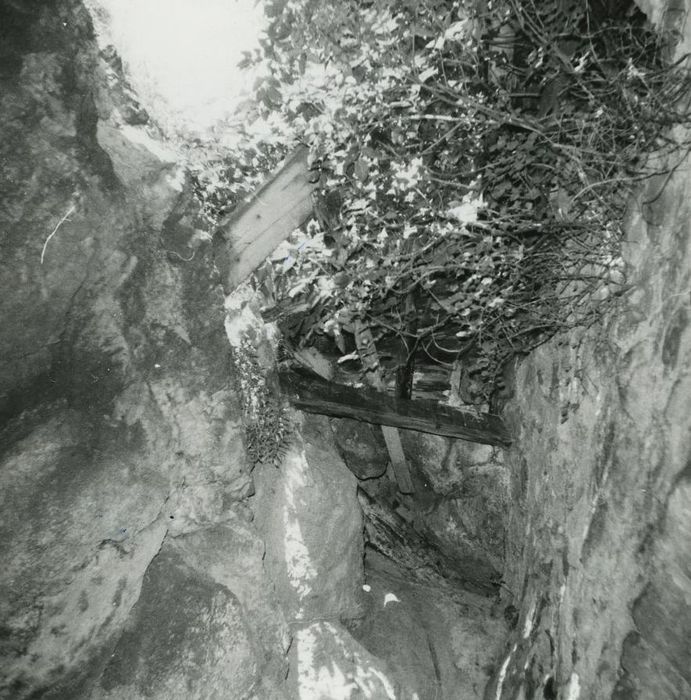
[234,337,293,467]
[184,125,289,225]
[219,0,691,401]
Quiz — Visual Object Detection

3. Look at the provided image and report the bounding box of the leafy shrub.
[217,0,691,401]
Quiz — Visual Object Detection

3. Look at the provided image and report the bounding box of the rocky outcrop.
[0,2,260,697]
[253,413,366,625]
[353,550,508,699]
[491,46,691,700]
[96,545,262,700]
[223,288,403,696]
[341,418,509,594]
[400,432,508,579]
[0,2,375,698]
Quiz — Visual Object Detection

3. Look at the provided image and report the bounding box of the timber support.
[279,368,512,447]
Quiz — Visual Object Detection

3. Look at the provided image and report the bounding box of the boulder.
[252,413,366,625]
[330,417,389,480]
[95,546,261,700]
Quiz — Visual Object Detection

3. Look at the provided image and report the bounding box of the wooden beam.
[354,320,414,494]
[278,368,512,447]
[213,147,316,293]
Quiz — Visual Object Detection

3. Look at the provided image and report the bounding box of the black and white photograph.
[1,0,689,697]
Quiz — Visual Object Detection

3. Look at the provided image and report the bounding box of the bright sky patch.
[89,0,265,132]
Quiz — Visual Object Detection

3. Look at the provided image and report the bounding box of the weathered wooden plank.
[214,147,316,292]
[379,428,414,492]
[279,368,512,447]
[354,320,414,494]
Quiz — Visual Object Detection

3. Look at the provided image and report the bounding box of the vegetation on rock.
[201,0,691,401]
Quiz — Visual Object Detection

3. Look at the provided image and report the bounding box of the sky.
[90,0,266,132]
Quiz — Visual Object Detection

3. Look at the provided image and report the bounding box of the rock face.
[0,2,375,698]
[0,1,256,696]
[253,413,366,625]
[400,432,508,579]
[96,546,261,700]
[352,425,508,596]
[223,290,402,697]
[353,550,507,700]
[491,30,691,700]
